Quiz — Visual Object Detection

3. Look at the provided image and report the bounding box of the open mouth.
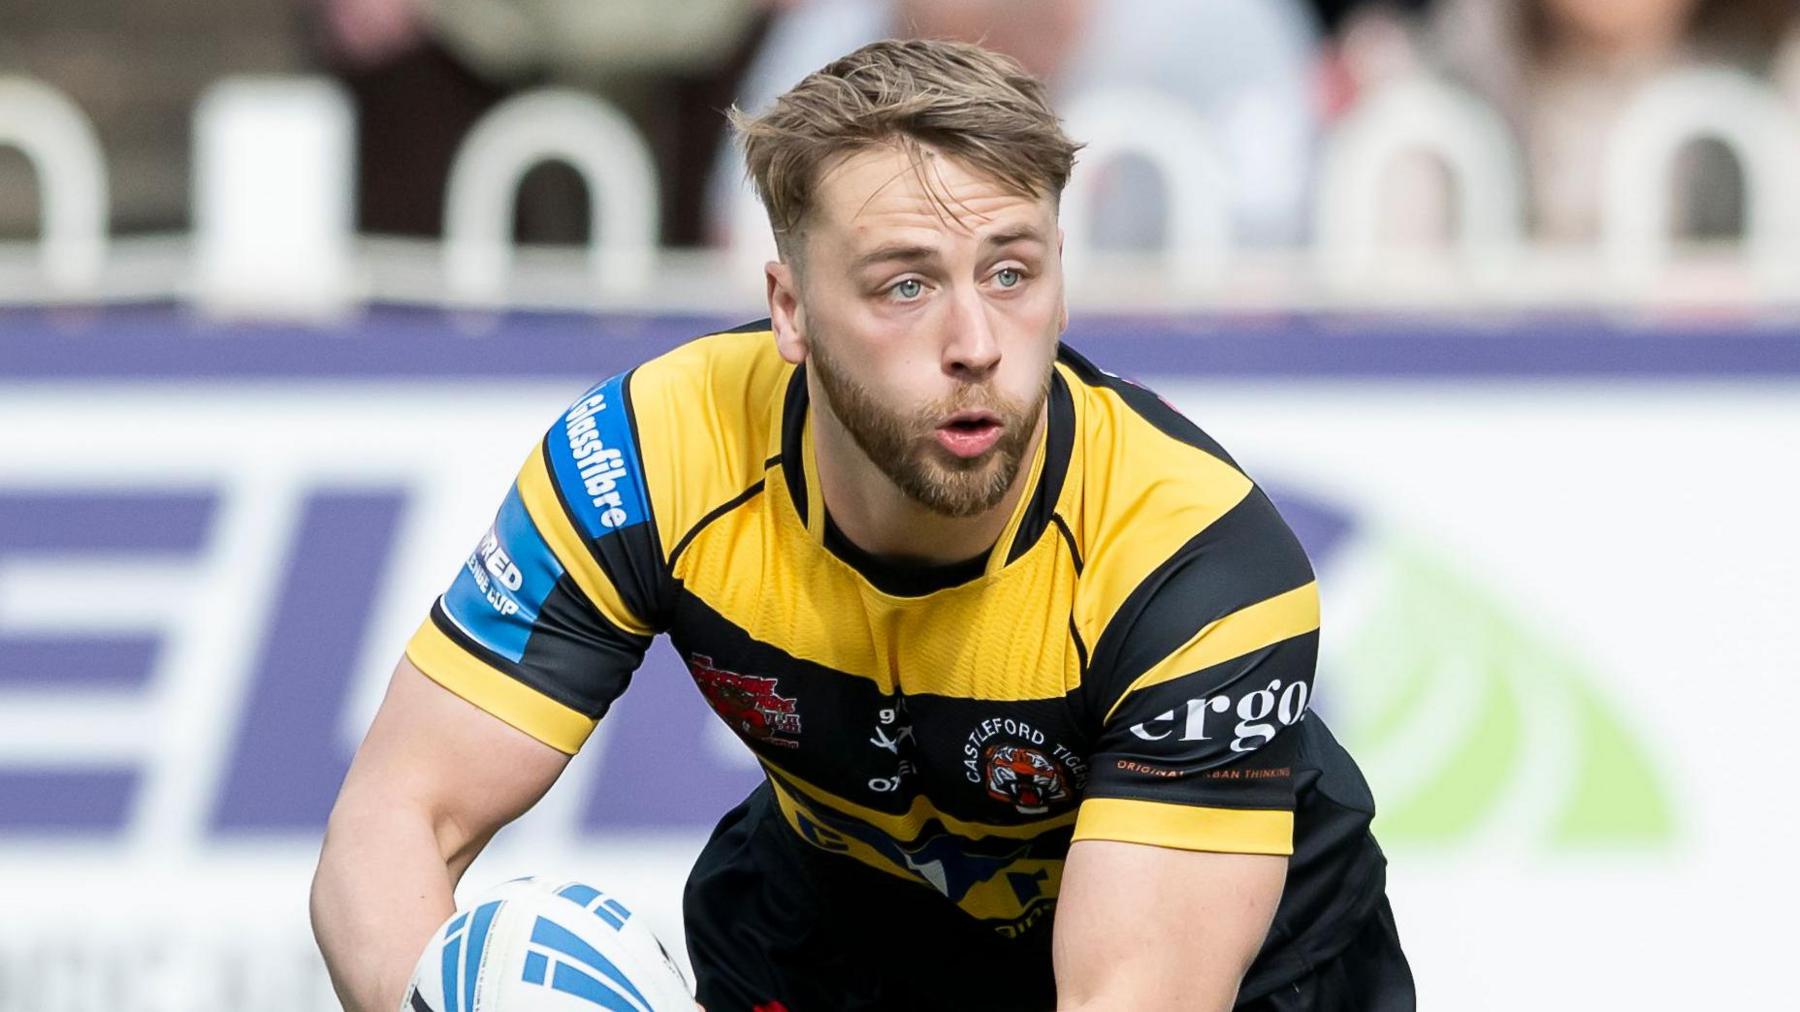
[935,412,1003,458]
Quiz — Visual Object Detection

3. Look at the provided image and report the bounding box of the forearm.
[310,795,466,1012]
[1053,959,1239,1012]
[1053,842,1282,1012]
[311,658,571,1009]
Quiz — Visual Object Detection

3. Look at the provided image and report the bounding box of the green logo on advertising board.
[1333,544,1675,850]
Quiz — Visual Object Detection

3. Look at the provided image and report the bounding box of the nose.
[942,284,1000,380]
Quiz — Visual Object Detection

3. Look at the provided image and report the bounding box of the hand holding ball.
[404,877,696,1011]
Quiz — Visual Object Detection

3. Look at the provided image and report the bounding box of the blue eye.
[892,278,924,300]
[995,268,1022,288]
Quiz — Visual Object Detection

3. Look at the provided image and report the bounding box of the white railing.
[443,89,659,307]
[5,66,1800,310]
[1600,67,1800,291]
[0,77,108,298]
[1058,86,1235,291]
[191,77,357,318]
[1314,76,1526,291]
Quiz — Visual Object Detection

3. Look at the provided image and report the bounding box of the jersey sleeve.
[1075,486,1319,856]
[404,370,671,754]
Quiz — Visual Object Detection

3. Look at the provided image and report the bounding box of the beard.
[809,338,1049,519]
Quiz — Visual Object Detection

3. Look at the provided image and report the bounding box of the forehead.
[807,141,1053,253]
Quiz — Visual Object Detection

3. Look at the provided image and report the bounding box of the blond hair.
[732,38,1081,260]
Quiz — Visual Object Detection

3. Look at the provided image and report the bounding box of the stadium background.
[3,0,1798,1008]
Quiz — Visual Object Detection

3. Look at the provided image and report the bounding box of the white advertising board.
[1,310,1795,1010]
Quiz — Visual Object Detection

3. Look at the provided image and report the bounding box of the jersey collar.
[776,358,1076,596]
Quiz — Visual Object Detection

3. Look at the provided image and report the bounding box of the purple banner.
[5,304,1800,379]
[0,492,217,690]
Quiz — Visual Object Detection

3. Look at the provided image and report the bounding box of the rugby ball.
[402,876,694,1011]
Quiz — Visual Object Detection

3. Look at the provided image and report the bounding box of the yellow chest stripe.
[675,478,1082,701]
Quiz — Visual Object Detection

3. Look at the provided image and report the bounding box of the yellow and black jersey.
[408,321,1386,966]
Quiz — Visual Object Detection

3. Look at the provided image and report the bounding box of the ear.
[767,260,809,365]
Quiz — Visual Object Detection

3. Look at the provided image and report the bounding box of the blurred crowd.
[3,0,1799,249]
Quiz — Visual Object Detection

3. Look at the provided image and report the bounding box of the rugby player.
[312,38,1413,1011]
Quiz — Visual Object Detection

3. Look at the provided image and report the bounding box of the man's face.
[776,141,1066,519]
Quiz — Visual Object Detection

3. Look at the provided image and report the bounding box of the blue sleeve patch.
[441,486,566,663]
[544,372,652,541]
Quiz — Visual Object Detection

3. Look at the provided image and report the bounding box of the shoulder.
[545,320,791,561]
[1055,346,1313,673]
[1056,343,1263,598]
[628,320,791,555]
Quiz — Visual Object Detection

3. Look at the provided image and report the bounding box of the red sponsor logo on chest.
[689,654,802,748]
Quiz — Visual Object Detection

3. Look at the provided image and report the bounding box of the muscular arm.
[310,657,571,1012]
[1053,840,1286,1011]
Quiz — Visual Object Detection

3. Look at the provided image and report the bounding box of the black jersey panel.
[1083,633,1318,813]
[1240,717,1390,1002]
[668,589,1088,828]
[1006,371,1077,566]
[515,575,648,718]
[429,585,645,722]
[1084,485,1316,719]
[779,366,809,526]
[717,317,775,335]
[1056,342,1242,470]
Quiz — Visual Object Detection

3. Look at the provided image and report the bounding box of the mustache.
[915,381,1041,426]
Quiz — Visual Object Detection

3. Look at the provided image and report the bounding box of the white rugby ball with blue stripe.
[403,876,694,1012]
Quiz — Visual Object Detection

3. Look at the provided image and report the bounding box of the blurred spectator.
[0,0,307,238]
[1307,0,1435,35]
[309,0,770,243]
[1347,0,1800,242]
[1436,0,1798,240]
[708,0,1325,251]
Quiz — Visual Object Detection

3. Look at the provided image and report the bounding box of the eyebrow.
[851,243,939,271]
[982,225,1049,250]
[849,226,1049,272]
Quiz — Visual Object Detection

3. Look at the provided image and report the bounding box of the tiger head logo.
[983,743,1070,815]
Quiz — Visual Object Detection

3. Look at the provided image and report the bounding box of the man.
[311,39,1412,1011]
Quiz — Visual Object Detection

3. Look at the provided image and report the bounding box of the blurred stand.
[1335,0,1800,244]
[706,0,1323,260]
[0,0,307,238]
[310,0,775,246]
[6,1,1800,310]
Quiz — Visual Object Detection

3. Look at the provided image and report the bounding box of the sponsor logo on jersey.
[982,744,1069,815]
[689,655,802,748]
[467,525,524,618]
[1127,677,1310,753]
[962,716,1087,814]
[783,790,1038,904]
[442,486,565,662]
[562,390,633,530]
[550,372,650,538]
[865,698,918,794]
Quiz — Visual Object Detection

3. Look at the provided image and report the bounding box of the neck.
[809,384,1046,568]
